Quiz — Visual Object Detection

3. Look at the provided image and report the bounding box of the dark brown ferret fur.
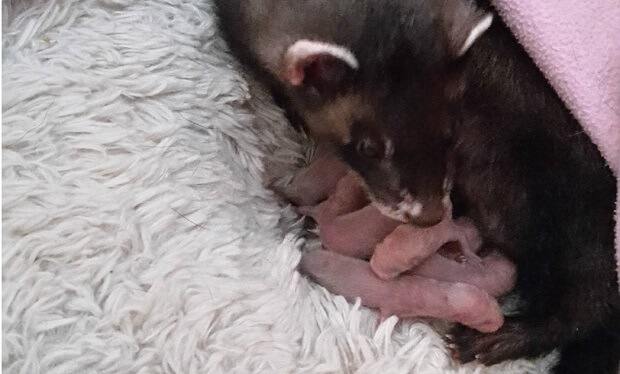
[212,0,619,372]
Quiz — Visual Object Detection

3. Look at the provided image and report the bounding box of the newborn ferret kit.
[284,147,516,334]
[213,0,619,373]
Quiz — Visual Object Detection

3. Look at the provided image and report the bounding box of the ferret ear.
[282,40,358,93]
[441,1,493,58]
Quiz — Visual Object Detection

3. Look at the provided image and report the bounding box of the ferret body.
[213,0,619,372]
[444,3,619,370]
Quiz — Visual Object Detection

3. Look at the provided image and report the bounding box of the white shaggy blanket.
[3,1,556,372]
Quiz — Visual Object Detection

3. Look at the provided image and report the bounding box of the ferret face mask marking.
[339,120,452,227]
[273,5,493,226]
[282,42,460,227]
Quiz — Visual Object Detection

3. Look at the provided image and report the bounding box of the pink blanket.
[491,0,620,290]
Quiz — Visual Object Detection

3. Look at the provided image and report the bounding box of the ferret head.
[276,0,492,226]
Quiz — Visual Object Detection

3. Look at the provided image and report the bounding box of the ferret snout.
[399,192,447,227]
[372,191,448,227]
[408,203,444,227]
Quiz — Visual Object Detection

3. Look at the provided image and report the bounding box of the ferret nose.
[407,199,445,227]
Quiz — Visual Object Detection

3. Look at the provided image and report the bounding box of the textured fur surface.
[492,0,620,294]
[2,0,556,372]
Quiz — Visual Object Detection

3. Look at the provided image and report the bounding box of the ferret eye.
[357,138,383,159]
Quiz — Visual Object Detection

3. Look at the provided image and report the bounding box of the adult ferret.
[213,0,619,371]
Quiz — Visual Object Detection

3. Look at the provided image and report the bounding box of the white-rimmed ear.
[282,39,359,91]
[457,13,493,56]
[441,1,493,58]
